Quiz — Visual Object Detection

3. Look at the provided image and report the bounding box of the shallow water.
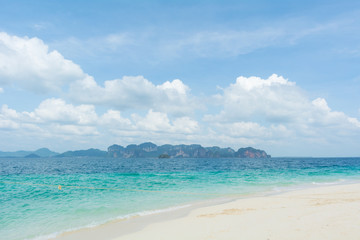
[1,157,360,240]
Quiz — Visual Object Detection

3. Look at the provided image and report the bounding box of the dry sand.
[56,183,360,240]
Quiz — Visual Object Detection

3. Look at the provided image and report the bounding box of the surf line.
[0,181,221,196]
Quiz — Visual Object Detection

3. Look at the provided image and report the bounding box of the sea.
[1,157,360,240]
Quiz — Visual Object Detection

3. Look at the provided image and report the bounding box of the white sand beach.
[56,183,360,240]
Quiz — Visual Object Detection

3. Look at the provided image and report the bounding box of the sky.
[0,0,360,157]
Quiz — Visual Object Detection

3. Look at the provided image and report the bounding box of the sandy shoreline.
[55,183,360,240]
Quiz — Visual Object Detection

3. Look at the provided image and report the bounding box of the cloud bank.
[1,73,359,155]
[0,99,200,148]
[203,74,360,155]
[1,32,360,156]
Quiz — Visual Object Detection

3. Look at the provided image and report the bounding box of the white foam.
[26,231,59,240]
[311,178,356,186]
[28,203,192,240]
[138,204,191,216]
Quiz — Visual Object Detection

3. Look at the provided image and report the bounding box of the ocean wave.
[311,179,345,185]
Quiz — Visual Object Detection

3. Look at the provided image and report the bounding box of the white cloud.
[213,121,270,138]
[0,105,42,132]
[206,74,308,123]
[133,110,172,132]
[100,109,133,128]
[1,105,16,117]
[310,98,360,131]
[0,99,99,137]
[0,28,359,158]
[69,76,199,116]
[2,30,360,155]
[50,124,99,137]
[172,117,200,134]
[131,110,199,134]
[204,74,360,152]
[34,98,98,125]
[0,32,86,93]
[104,109,201,146]
[232,74,295,91]
[0,109,19,130]
[0,32,199,116]
[0,99,200,148]
[1,74,359,156]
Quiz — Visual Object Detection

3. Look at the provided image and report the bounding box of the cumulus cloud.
[0,99,99,136]
[1,73,359,156]
[99,109,200,145]
[0,98,200,146]
[33,98,98,125]
[69,75,199,116]
[131,110,199,134]
[310,98,360,132]
[0,32,86,93]
[100,109,133,128]
[2,31,360,155]
[206,74,307,123]
[0,105,19,129]
[204,74,360,150]
[0,29,358,155]
[0,32,198,117]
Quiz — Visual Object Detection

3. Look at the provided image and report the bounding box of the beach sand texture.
[57,183,360,240]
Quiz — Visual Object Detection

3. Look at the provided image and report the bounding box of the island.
[55,148,107,158]
[0,143,270,158]
[107,142,270,158]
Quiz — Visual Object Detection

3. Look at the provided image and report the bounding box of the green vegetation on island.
[107,142,270,159]
[0,143,270,159]
[55,148,108,158]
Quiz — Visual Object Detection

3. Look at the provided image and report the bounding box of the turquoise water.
[1,157,360,240]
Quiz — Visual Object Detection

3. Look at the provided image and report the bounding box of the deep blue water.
[1,157,360,240]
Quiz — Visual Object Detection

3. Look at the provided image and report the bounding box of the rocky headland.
[0,143,270,158]
[107,142,270,158]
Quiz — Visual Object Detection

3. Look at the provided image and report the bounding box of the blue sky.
[0,0,360,156]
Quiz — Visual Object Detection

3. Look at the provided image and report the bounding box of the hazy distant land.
[0,142,270,159]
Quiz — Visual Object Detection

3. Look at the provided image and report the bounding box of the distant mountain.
[33,148,58,157]
[235,147,270,158]
[0,148,58,158]
[108,142,270,158]
[25,153,41,158]
[0,144,271,159]
[0,150,30,158]
[55,148,107,158]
